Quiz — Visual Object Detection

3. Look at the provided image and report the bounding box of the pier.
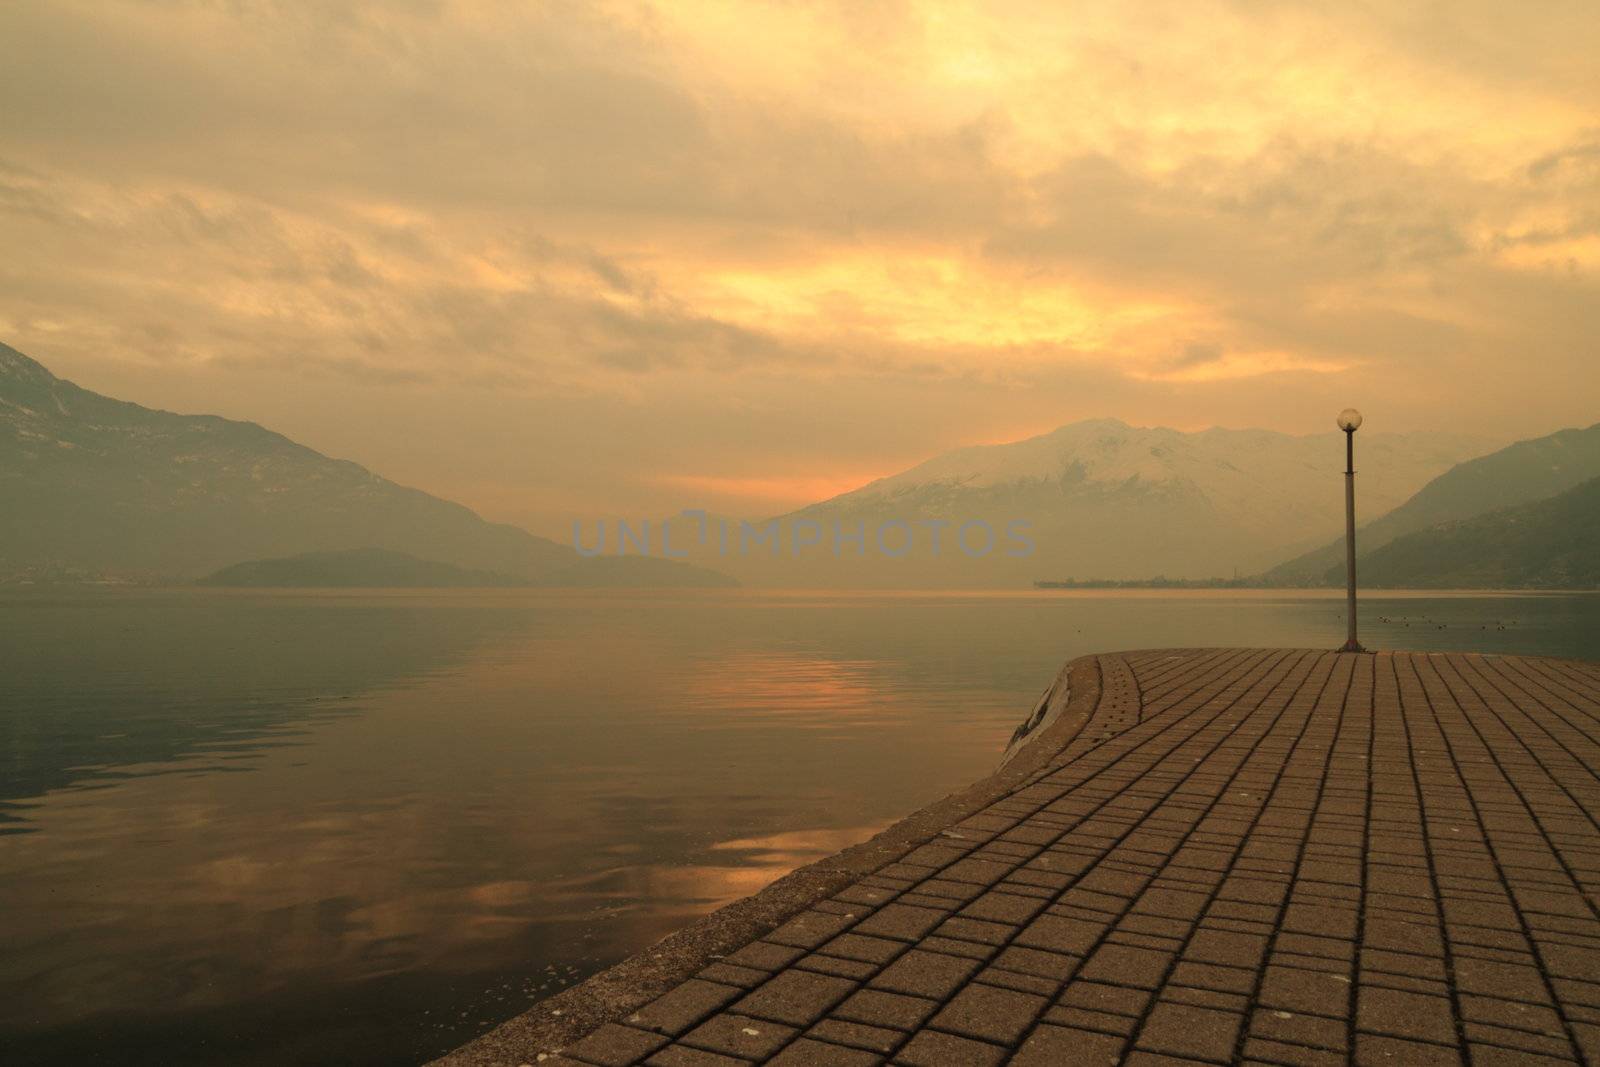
[440,649,1600,1066]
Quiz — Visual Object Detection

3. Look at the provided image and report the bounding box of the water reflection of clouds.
[0,739,887,1032]
[537,825,883,920]
[0,593,1037,1059]
[709,825,883,859]
[681,652,909,726]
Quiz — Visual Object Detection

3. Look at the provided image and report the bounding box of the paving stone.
[564,1022,670,1066]
[1010,1024,1126,1065]
[681,1013,798,1059]
[1119,913,1193,939]
[733,970,856,1028]
[1078,942,1174,988]
[1135,1000,1244,1061]
[1249,1006,1347,1050]
[1353,1032,1463,1065]
[875,862,935,882]
[698,962,770,989]
[1539,943,1600,983]
[927,982,1046,1044]
[1276,931,1353,961]
[1163,984,1247,1012]
[1041,1004,1138,1035]
[1276,949,1352,976]
[940,857,1017,886]
[644,1046,748,1067]
[1060,979,1152,1016]
[1185,927,1270,968]
[1170,960,1256,994]
[891,1030,1006,1067]
[1364,916,1444,955]
[805,1019,902,1054]
[1463,1021,1574,1058]
[894,893,959,913]
[932,916,1014,946]
[1014,913,1100,955]
[1283,903,1359,940]
[1465,1045,1575,1067]
[990,945,1079,979]
[833,885,896,908]
[766,1038,879,1065]
[1459,993,1565,1033]
[972,967,1056,996]
[819,934,906,965]
[769,911,859,950]
[1243,1036,1347,1066]
[630,980,744,1036]
[1108,929,1184,952]
[959,891,1047,924]
[848,904,945,942]
[1133,886,1209,920]
[914,936,995,961]
[1220,876,1290,906]
[1356,986,1456,1045]
[1259,964,1351,1017]
[831,988,936,1030]
[725,942,806,971]
[914,879,984,902]
[816,899,868,917]
[1123,1051,1226,1067]
[1356,953,1446,985]
[795,955,876,981]
[867,950,979,999]
[901,843,968,868]
[1453,956,1552,1002]
[1575,1019,1600,1062]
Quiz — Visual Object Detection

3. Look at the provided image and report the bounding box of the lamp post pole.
[1337,408,1365,653]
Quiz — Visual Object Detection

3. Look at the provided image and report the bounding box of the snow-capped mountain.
[674,418,1497,587]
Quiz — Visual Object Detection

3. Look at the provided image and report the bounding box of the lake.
[1,588,1596,1065]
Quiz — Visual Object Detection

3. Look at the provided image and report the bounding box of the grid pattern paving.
[550,650,1600,1066]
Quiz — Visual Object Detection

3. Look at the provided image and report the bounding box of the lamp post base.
[1340,639,1369,653]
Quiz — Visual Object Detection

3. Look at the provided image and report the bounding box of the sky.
[1,0,1597,536]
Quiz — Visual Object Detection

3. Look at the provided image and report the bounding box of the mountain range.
[6,340,1591,590]
[1355,474,1600,589]
[660,419,1496,587]
[0,343,732,586]
[1263,422,1600,585]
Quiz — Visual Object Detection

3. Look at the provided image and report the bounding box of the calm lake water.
[1,588,1596,1065]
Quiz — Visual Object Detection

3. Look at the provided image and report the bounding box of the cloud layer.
[2,0,1596,530]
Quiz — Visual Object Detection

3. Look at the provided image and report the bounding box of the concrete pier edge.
[433,654,1105,1066]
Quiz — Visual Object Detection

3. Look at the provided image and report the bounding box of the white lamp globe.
[1337,408,1363,432]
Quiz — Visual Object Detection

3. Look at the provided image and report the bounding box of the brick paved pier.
[443,650,1600,1066]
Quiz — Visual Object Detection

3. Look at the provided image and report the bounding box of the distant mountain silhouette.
[1263,421,1600,585]
[662,418,1494,587]
[1355,475,1600,589]
[0,342,733,586]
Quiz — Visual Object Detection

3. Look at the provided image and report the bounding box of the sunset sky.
[2,1,1597,534]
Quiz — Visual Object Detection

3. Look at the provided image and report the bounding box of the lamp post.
[1337,408,1365,653]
